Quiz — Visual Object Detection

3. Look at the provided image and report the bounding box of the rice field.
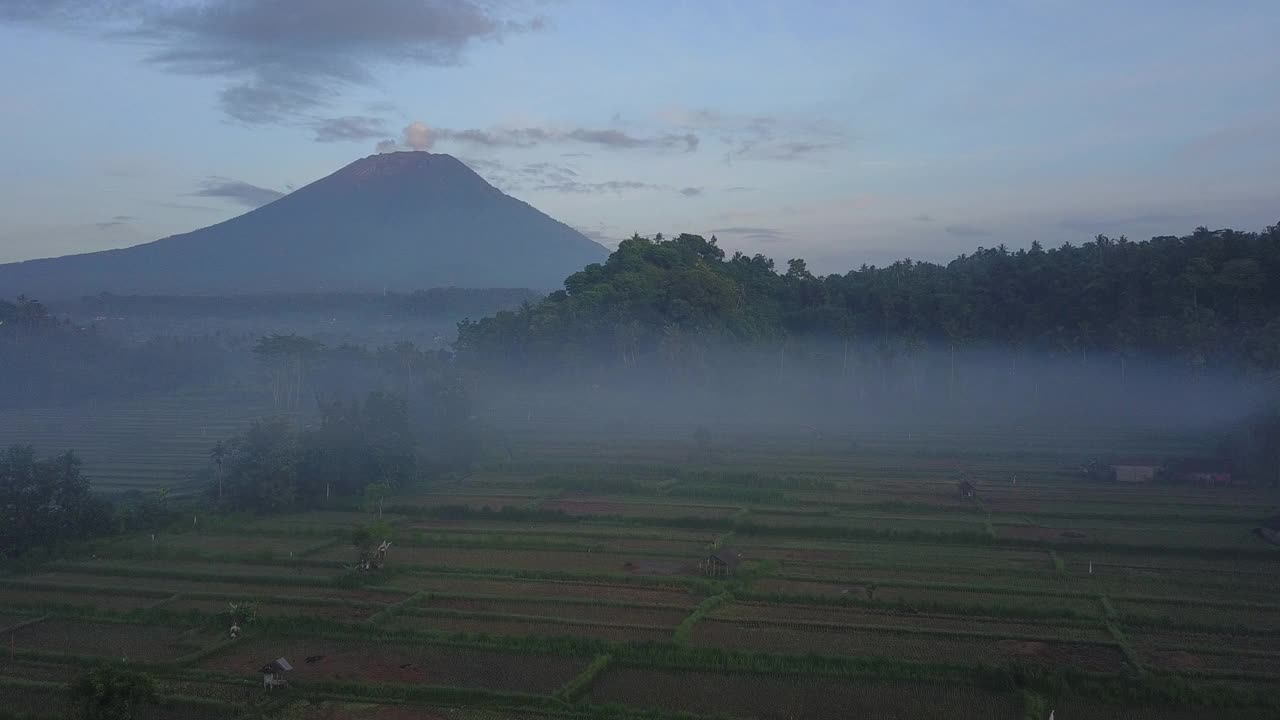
[3,397,1279,718]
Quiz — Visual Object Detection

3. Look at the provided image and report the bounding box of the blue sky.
[1,0,1278,272]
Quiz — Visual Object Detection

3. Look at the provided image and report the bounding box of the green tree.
[69,665,158,720]
[1,446,112,559]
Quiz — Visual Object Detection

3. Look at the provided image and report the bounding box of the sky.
[1,0,1278,273]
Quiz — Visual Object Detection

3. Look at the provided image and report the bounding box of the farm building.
[1167,458,1233,486]
[1109,459,1162,483]
[957,479,976,500]
[699,546,742,577]
[260,657,293,689]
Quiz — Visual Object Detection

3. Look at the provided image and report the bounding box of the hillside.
[0,152,608,297]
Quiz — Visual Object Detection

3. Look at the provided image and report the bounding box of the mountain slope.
[0,152,608,297]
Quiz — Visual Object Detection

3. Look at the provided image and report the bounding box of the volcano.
[0,152,608,297]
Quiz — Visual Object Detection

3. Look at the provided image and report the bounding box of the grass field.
[3,398,1280,719]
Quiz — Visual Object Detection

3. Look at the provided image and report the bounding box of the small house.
[699,546,742,577]
[1108,459,1162,484]
[260,657,293,689]
[957,479,977,500]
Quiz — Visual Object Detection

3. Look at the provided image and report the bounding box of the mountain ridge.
[0,152,608,297]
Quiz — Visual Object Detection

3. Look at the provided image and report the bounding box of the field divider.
[298,535,345,558]
[1105,619,1144,675]
[554,653,613,703]
[673,592,732,645]
[0,614,49,635]
[400,590,694,613]
[1098,595,1117,619]
[174,635,241,667]
[148,592,183,610]
[364,590,428,626]
[1022,688,1051,720]
[693,615,1119,646]
[1048,549,1065,575]
[399,606,674,633]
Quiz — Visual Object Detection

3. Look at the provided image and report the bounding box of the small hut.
[1108,459,1162,483]
[957,479,977,500]
[260,657,293,689]
[699,546,742,577]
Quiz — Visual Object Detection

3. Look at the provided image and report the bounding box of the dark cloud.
[0,0,543,124]
[312,115,387,143]
[191,177,285,208]
[93,214,135,229]
[1056,212,1190,234]
[944,224,990,238]
[376,121,698,153]
[535,180,659,194]
[710,226,788,243]
[679,187,704,197]
[914,213,936,222]
[457,156,506,173]
[155,201,223,212]
[666,107,847,163]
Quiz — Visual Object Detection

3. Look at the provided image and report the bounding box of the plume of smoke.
[403,121,434,151]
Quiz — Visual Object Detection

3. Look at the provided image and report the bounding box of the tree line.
[0,445,173,561]
[457,223,1280,375]
[0,295,232,409]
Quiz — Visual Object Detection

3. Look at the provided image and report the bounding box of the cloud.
[913,213,936,222]
[312,115,387,143]
[94,214,135,229]
[0,0,544,124]
[664,107,847,163]
[724,186,753,192]
[535,180,660,194]
[573,224,627,248]
[944,224,990,238]
[710,226,789,243]
[155,201,223,212]
[191,177,285,208]
[377,121,698,153]
[679,187,704,197]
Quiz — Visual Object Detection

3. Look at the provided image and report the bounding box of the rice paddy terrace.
[2,405,1280,719]
[0,390,292,498]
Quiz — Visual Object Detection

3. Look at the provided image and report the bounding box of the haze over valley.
[1,3,1279,720]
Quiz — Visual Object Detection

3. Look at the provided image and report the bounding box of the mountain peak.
[334,150,475,184]
[0,152,608,297]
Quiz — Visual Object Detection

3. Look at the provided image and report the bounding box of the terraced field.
[0,390,291,496]
[3,404,1280,719]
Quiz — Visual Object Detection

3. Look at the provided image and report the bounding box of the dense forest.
[457,224,1280,376]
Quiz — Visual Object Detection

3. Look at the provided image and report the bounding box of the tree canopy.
[456,224,1280,375]
[1,445,113,559]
